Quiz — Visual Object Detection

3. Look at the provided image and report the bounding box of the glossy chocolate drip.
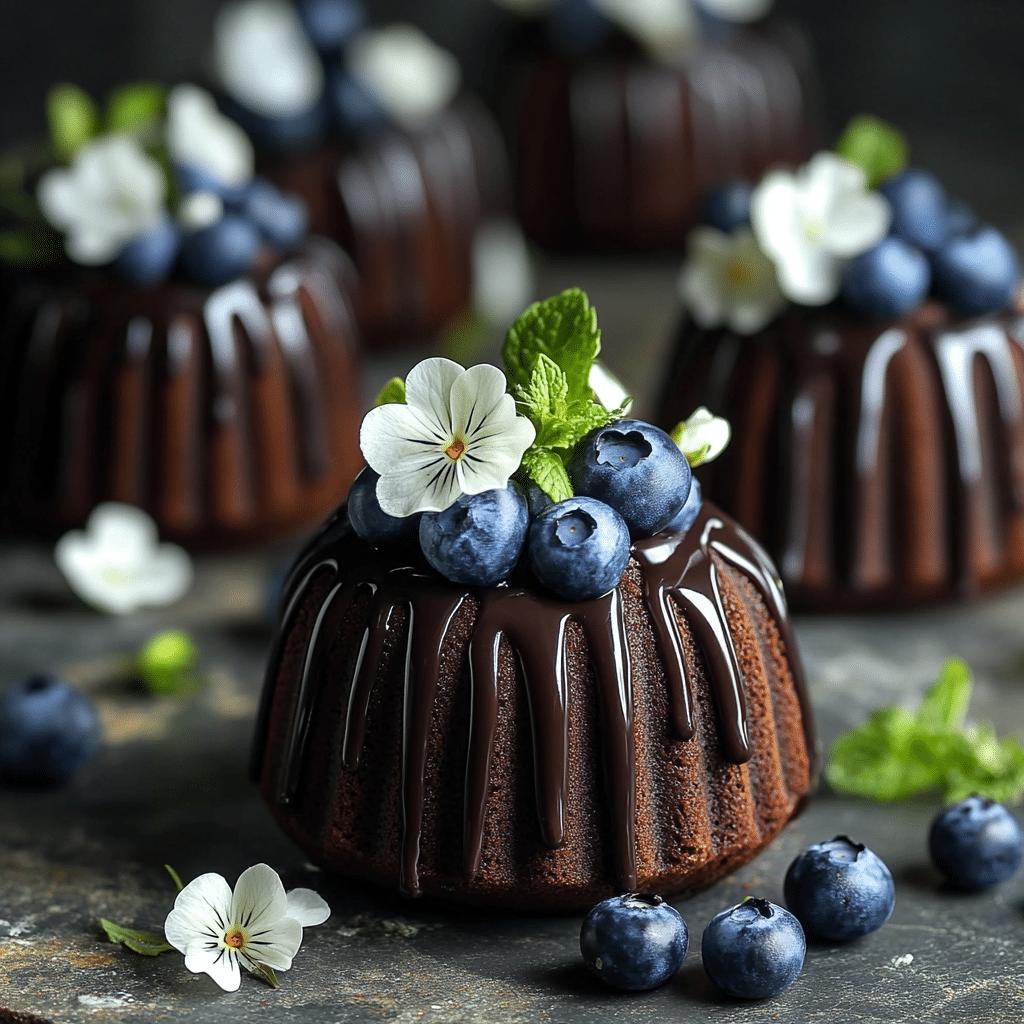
[262,500,813,898]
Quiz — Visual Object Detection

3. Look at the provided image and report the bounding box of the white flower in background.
[166,85,254,188]
[37,135,165,265]
[213,0,324,117]
[697,0,774,23]
[346,25,461,128]
[678,226,785,334]
[751,151,891,306]
[163,863,330,992]
[360,358,536,517]
[672,407,731,466]
[592,0,696,58]
[588,360,632,415]
[177,190,224,232]
[472,219,534,327]
[54,503,193,615]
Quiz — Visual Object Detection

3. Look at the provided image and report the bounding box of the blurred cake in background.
[497,0,820,252]
[0,81,363,548]
[211,0,531,348]
[658,118,1024,610]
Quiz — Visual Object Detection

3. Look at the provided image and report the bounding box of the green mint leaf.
[248,961,281,988]
[502,288,601,402]
[99,919,173,956]
[521,447,573,504]
[165,864,184,893]
[47,84,99,162]
[834,114,908,189]
[137,630,202,696]
[916,657,971,732]
[0,228,57,265]
[374,377,406,406]
[106,82,166,135]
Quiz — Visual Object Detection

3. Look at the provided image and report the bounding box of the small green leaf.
[105,82,166,135]
[521,447,573,504]
[165,864,184,893]
[137,630,201,696]
[916,657,971,732]
[100,919,173,956]
[47,84,99,162]
[374,377,406,406]
[834,114,908,189]
[248,960,280,988]
[0,228,58,265]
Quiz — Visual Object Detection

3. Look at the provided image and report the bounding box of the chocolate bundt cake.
[0,238,363,547]
[251,498,814,910]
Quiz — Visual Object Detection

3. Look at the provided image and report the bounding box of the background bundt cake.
[251,291,815,910]
[658,120,1024,609]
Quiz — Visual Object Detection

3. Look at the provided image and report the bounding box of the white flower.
[678,226,785,334]
[37,135,166,265]
[54,503,193,615]
[588,361,632,415]
[751,151,891,306]
[166,85,254,188]
[697,0,774,23]
[592,0,697,58]
[177,190,224,232]
[213,0,324,118]
[346,25,461,128]
[163,863,330,992]
[672,407,731,466]
[360,358,536,517]
[472,219,534,327]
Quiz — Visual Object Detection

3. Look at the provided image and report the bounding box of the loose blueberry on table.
[928,795,1024,891]
[579,893,689,991]
[784,835,895,941]
[700,897,805,1000]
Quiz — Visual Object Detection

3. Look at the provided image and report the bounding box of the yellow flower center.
[445,437,466,461]
[225,929,245,949]
[726,258,752,288]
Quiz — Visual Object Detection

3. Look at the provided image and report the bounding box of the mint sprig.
[834,114,908,189]
[826,659,1024,805]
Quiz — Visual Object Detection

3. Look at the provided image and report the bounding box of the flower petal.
[375,455,463,515]
[403,357,465,424]
[774,240,842,306]
[448,363,510,437]
[678,259,727,329]
[750,170,800,260]
[230,863,289,937]
[285,888,331,928]
[185,946,241,991]
[242,915,302,971]
[164,872,233,954]
[678,407,731,465]
[822,190,892,257]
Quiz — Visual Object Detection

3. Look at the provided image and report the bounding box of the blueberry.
[930,225,1021,315]
[348,467,422,548]
[524,479,555,518]
[327,70,389,135]
[544,0,615,58]
[569,419,692,538]
[174,162,248,207]
[661,476,703,535]
[784,835,895,941]
[113,215,181,286]
[419,484,529,587]
[180,214,261,288]
[528,496,630,601]
[945,199,977,238]
[701,181,754,233]
[929,795,1024,891]
[580,893,688,991]
[298,0,366,54]
[0,675,100,787]
[701,897,805,1000]
[840,236,930,319]
[237,178,308,249]
[879,168,950,253]
[221,94,331,154]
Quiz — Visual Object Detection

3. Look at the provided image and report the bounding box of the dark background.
[2,0,1023,224]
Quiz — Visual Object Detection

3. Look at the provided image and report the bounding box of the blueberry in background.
[929,795,1024,890]
[221,94,331,154]
[879,168,950,253]
[701,897,805,1000]
[298,0,366,55]
[580,893,688,991]
[784,835,895,941]
[569,419,692,538]
[237,178,308,250]
[701,181,754,233]
[175,162,248,207]
[419,483,529,587]
[544,0,616,58]
[930,225,1021,314]
[840,236,930,319]
[945,199,977,238]
[662,476,703,535]
[180,214,261,288]
[528,496,631,601]
[327,71,389,135]
[113,215,181,286]
[348,467,422,549]
[0,675,100,787]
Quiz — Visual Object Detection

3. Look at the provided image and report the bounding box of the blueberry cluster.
[349,419,694,601]
[703,173,1021,319]
[116,172,308,289]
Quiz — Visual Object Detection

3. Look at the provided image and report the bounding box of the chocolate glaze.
[253,499,814,899]
[0,238,363,547]
[659,301,1024,610]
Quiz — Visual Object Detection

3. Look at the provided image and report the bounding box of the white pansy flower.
[213,0,324,117]
[37,135,165,265]
[346,25,461,128]
[54,503,193,615]
[166,85,254,188]
[163,863,330,992]
[678,226,785,334]
[672,407,731,466]
[697,0,774,23]
[472,219,534,327]
[751,151,891,306]
[360,358,536,517]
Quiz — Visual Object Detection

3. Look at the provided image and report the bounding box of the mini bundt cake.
[505,1,820,251]
[252,290,814,910]
[658,123,1024,609]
